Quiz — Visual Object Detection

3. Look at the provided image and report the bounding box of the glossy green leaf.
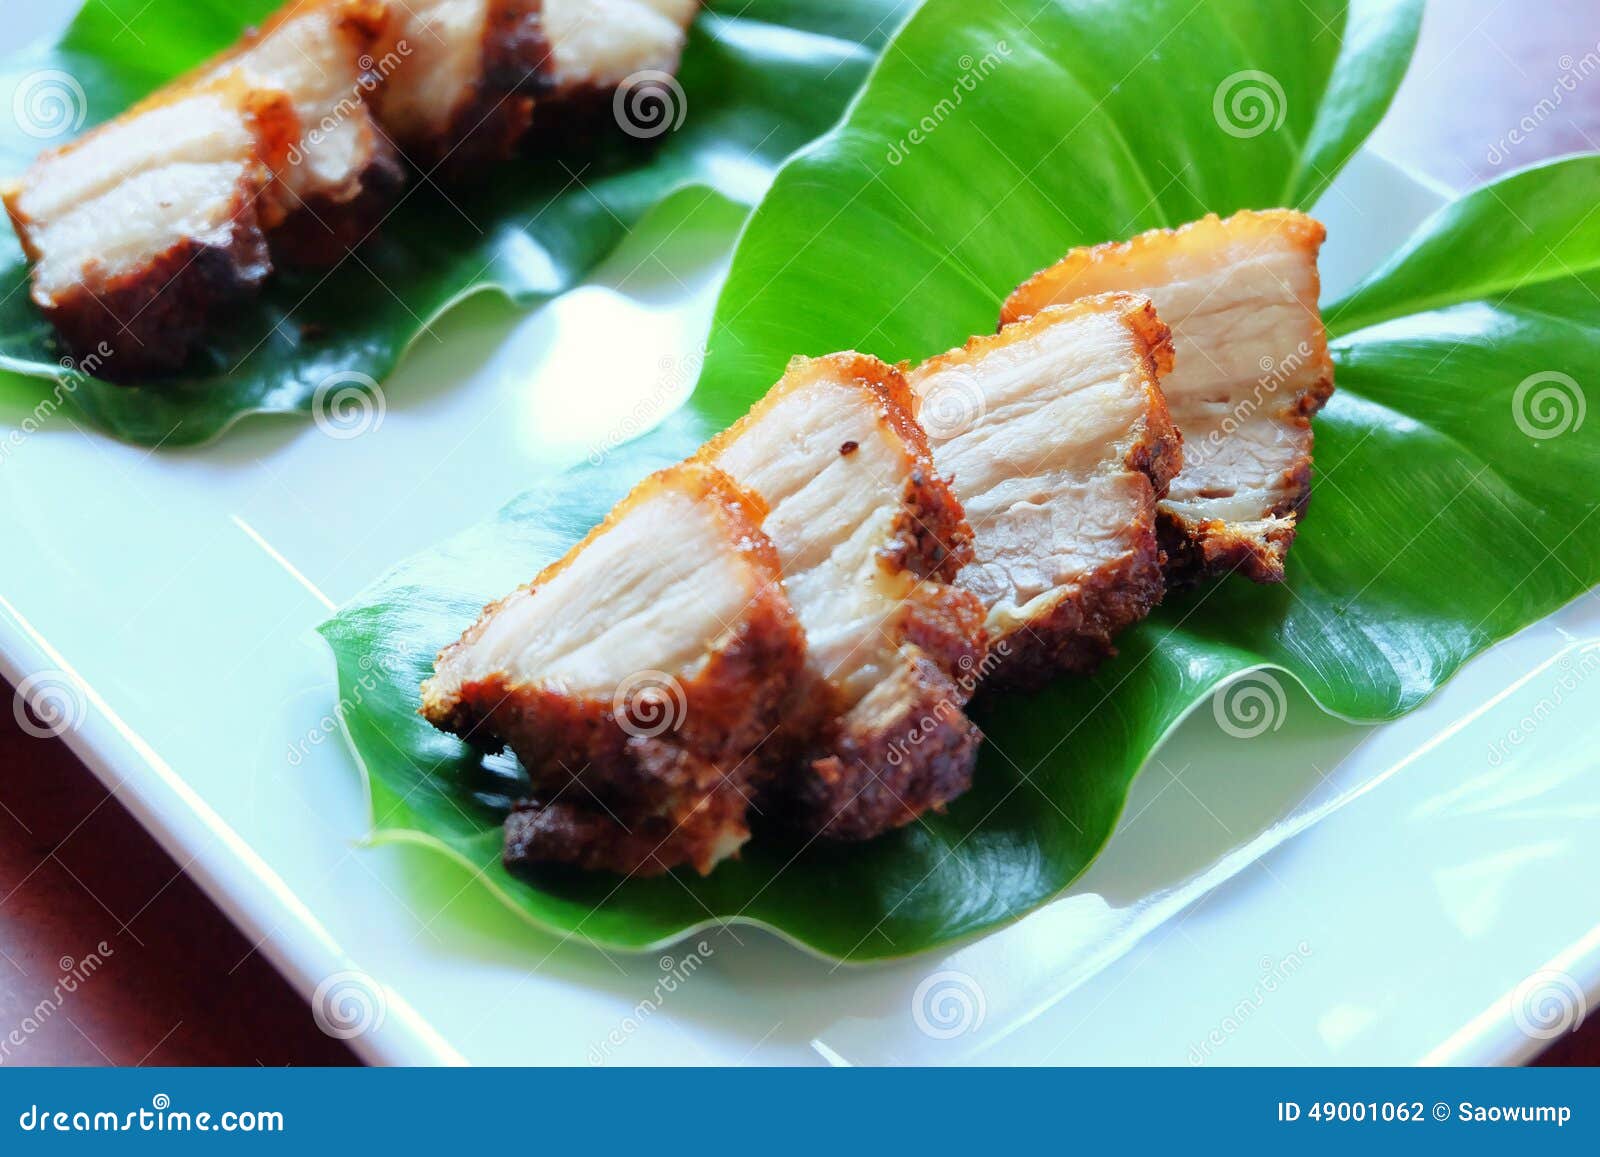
[325,1,1600,961]
[0,0,911,445]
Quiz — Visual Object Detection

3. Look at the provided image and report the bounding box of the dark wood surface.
[2,0,1598,1066]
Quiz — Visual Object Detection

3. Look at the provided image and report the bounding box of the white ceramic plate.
[3,6,1596,1067]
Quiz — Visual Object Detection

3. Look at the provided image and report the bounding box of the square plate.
[3,4,1596,1063]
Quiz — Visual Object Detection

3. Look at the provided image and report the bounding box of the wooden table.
[3,0,1598,1066]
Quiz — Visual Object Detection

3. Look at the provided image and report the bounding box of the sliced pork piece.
[206,0,403,263]
[705,354,986,841]
[1002,210,1333,584]
[1,75,294,376]
[372,0,549,165]
[907,295,1180,687]
[373,0,699,163]
[421,462,805,876]
[541,0,700,95]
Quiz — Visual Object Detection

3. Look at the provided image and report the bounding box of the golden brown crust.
[385,0,553,170]
[5,0,403,370]
[265,146,406,265]
[238,0,406,261]
[1001,210,1332,586]
[706,353,988,841]
[794,657,984,841]
[1000,209,1327,327]
[28,206,274,377]
[908,294,1181,688]
[422,463,805,877]
[1158,512,1298,586]
[705,351,977,580]
[6,79,292,376]
[887,463,977,585]
[505,785,749,878]
[1009,298,1179,685]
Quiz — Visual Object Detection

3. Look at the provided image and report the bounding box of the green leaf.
[0,0,912,446]
[325,0,1598,963]
[695,0,1420,415]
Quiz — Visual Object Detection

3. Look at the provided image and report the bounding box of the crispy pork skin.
[373,0,550,165]
[1,76,293,376]
[1002,210,1333,584]
[207,0,403,263]
[421,463,805,876]
[705,354,987,841]
[907,295,1180,686]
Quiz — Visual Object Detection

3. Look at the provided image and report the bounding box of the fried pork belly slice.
[420,463,805,877]
[907,295,1180,687]
[1002,210,1334,584]
[1,76,294,376]
[205,0,403,263]
[541,0,699,95]
[706,354,987,841]
[374,0,699,162]
[373,0,550,165]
